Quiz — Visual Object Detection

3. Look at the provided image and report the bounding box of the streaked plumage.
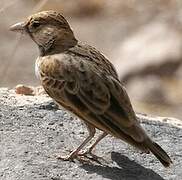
[10,11,172,167]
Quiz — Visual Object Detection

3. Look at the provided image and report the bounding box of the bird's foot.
[56,150,79,161]
[78,149,96,159]
[56,150,92,163]
[56,149,104,164]
[77,149,104,164]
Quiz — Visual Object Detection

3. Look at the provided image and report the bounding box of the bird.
[10,10,172,167]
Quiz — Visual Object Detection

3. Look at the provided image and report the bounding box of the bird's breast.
[35,58,41,80]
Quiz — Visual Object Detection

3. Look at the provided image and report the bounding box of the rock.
[113,22,182,83]
[0,88,181,180]
[15,85,45,96]
[126,76,170,105]
[15,84,34,95]
[176,65,182,80]
[124,75,182,118]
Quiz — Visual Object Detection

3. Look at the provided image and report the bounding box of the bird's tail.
[146,139,172,167]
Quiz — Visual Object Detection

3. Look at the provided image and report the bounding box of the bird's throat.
[39,38,78,56]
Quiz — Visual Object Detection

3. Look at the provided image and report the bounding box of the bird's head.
[10,11,78,56]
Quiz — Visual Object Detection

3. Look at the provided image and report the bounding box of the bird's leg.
[78,131,107,160]
[57,123,96,161]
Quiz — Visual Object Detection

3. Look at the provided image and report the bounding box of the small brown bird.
[10,11,172,167]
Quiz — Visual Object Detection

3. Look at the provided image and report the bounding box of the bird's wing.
[40,54,147,143]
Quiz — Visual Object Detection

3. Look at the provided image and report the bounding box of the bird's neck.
[39,37,78,56]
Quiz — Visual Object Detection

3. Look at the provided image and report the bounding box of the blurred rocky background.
[1,0,182,119]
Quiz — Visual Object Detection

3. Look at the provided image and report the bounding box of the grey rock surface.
[0,88,181,180]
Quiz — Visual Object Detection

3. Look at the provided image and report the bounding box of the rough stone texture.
[0,88,181,180]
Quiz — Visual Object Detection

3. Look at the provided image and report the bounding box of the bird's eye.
[32,21,41,28]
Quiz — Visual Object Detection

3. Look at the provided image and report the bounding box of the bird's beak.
[10,21,27,33]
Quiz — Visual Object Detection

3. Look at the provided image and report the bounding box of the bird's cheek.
[30,32,46,46]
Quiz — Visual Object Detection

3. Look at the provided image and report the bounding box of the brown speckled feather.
[37,43,148,147]
[11,10,172,167]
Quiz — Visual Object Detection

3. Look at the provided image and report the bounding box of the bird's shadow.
[80,152,165,180]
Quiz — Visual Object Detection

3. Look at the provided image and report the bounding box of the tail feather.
[146,140,172,167]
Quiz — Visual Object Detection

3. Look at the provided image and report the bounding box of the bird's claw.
[77,149,103,164]
[56,149,103,164]
[56,150,78,161]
